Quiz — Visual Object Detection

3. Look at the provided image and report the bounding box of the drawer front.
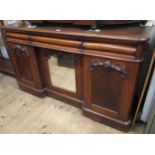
[83,55,140,121]
[7,43,42,89]
[5,32,82,54]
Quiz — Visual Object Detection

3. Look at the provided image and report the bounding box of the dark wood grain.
[6,43,45,96]
[83,56,140,123]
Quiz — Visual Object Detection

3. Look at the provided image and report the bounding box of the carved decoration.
[89,59,128,79]
[12,44,29,57]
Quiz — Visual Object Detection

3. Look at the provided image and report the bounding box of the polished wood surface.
[1,25,155,131]
[7,43,44,96]
[2,25,155,44]
[83,56,140,131]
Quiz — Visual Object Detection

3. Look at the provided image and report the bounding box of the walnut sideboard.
[1,25,155,132]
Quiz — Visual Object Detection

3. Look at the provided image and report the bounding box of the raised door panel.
[7,43,42,89]
[83,55,140,121]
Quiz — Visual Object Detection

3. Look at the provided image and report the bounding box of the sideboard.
[1,25,155,131]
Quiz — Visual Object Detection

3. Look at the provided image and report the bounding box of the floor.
[0,73,145,134]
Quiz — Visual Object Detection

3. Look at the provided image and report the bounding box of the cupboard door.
[38,48,83,101]
[7,43,42,89]
[83,56,140,121]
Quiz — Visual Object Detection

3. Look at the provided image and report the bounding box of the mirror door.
[39,48,83,100]
[48,51,76,92]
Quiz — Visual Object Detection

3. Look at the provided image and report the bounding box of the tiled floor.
[0,73,145,133]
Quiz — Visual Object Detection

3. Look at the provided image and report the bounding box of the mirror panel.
[48,51,76,92]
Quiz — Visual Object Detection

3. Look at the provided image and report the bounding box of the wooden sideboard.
[1,25,155,131]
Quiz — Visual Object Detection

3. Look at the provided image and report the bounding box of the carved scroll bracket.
[12,44,29,57]
[89,59,128,79]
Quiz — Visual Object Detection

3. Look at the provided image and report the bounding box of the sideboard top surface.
[1,25,155,44]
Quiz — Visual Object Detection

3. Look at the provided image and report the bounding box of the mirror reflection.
[48,51,76,92]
